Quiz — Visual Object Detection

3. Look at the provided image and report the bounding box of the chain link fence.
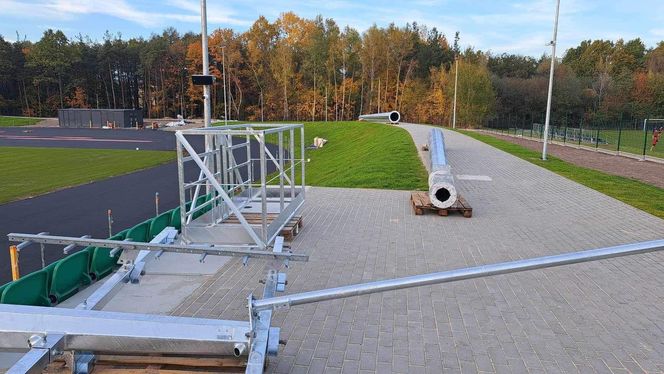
[483,115,664,161]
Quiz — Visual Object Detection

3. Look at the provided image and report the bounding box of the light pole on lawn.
[222,46,228,127]
[200,0,212,195]
[542,0,561,160]
[452,55,459,129]
[200,0,211,129]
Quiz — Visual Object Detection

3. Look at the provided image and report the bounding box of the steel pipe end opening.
[429,182,457,209]
[233,343,247,357]
[389,111,401,123]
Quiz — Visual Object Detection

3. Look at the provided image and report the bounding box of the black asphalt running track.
[0,127,280,284]
[0,127,178,150]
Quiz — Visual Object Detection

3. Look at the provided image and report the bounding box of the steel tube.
[428,128,457,208]
[252,239,664,312]
[7,233,309,262]
[358,111,401,124]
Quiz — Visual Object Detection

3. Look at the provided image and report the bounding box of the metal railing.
[484,116,664,162]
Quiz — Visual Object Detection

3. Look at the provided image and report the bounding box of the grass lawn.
[0,147,175,204]
[460,130,664,219]
[215,121,428,190]
[0,116,42,127]
[300,122,428,190]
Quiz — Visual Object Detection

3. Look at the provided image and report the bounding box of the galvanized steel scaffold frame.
[1,238,663,373]
[175,124,305,250]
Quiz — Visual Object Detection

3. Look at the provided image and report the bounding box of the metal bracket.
[116,238,135,267]
[246,269,279,373]
[128,261,146,284]
[73,352,96,374]
[272,236,289,268]
[6,332,65,374]
[63,235,91,255]
[276,273,287,292]
[267,327,281,356]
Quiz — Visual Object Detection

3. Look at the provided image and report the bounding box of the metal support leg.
[278,131,284,211]
[259,133,267,243]
[300,127,306,199]
[289,128,295,199]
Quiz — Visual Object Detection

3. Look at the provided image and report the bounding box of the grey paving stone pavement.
[173,123,664,373]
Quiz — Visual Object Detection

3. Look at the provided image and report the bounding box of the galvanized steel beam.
[0,305,251,356]
[7,233,309,262]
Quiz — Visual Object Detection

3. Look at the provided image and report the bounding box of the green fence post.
[578,121,583,147]
[563,124,567,144]
[530,122,533,138]
[616,120,622,154]
[642,126,649,160]
[595,128,600,149]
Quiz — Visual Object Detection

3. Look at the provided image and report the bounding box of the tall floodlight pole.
[200,0,212,195]
[542,0,561,160]
[222,47,228,126]
[452,56,459,129]
[200,0,211,129]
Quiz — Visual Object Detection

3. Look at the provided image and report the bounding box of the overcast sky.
[1,0,663,57]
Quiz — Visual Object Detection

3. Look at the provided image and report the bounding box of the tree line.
[491,39,664,129]
[1,13,664,127]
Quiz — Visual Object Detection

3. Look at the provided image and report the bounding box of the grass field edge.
[458,130,664,220]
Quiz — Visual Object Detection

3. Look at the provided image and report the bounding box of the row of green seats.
[0,195,214,307]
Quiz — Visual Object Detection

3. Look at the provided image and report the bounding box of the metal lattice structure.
[175,124,305,250]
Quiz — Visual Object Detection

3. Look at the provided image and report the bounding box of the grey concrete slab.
[142,251,231,276]
[102,274,207,315]
[173,124,663,373]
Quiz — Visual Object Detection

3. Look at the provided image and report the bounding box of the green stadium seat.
[125,220,151,243]
[42,260,60,290]
[89,229,128,280]
[149,211,171,240]
[170,207,181,231]
[49,250,92,304]
[171,202,192,232]
[0,282,9,301]
[0,270,50,306]
[192,194,209,219]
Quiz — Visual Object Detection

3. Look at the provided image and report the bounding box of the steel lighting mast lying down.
[428,128,457,208]
[1,239,663,373]
[358,111,401,124]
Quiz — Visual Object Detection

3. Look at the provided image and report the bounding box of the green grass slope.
[295,121,428,190]
[461,131,664,219]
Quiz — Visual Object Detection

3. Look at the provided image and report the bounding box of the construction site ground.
[166,124,664,373]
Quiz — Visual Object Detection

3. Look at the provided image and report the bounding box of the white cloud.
[0,0,250,29]
[652,29,664,37]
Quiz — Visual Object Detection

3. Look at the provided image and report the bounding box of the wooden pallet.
[410,191,472,218]
[222,213,304,241]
